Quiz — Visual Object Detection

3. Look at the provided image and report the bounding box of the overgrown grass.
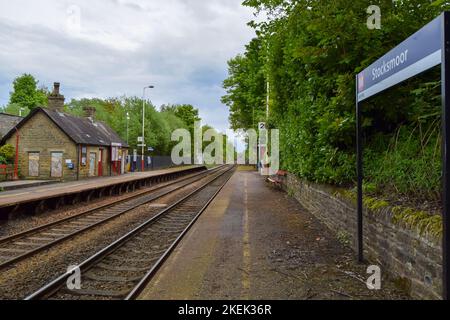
[365,124,441,204]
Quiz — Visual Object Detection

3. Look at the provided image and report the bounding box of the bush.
[0,144,15,163]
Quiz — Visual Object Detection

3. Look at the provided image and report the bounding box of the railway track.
[0,166,226,270]
[25,165,235,300]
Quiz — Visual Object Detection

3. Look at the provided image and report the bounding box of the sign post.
[258,122,266,172]
[441,12,450,300]
[356,12,449,299]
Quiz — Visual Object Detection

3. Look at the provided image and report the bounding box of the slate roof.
[1,108,128,148]
[0,113,23,139]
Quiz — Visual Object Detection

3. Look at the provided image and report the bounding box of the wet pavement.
[139,169,408,300]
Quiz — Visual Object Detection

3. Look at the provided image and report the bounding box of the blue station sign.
[357,14,443,102]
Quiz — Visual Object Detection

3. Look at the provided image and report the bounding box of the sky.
[0,0,256,135]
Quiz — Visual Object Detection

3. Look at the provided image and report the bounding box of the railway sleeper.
[68,221,92,227]
[61,288,130,298]
[116,247,166,256]
[96,262,152,272]
[27,237,55,242]
[107,254,159,264]
[50,228,77,233]
[13,241,42,247]
[0,247,28,253]
[77,217,102,223]
[83,273,143,283]
[41,232,69,237]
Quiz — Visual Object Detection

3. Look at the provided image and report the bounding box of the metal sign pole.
[441,11,450,301]
[356,75,364,263]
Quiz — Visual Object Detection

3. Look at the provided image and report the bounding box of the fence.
[0,164,14,181]
[128,155,182,172]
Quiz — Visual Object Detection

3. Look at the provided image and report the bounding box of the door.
[89,152,96,177]
[51,152,63,178]
[98,149,103,176]
[28,152,40,177]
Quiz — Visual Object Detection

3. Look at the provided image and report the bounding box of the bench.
[0,164,13,181]
[267,170,287,188]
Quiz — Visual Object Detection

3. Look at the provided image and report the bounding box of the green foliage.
[9,74,48,111]
[223,0,449,201]
[337,231,351,246]
[222,38,267,131]
[0,144,14,163]
[161,104,201,133]
[66,97,194,156]
[365,127,441,201]
[0,103,30,117]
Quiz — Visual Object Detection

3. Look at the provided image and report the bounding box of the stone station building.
[0,83,128,181]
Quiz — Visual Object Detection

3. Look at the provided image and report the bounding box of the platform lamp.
[142,85,154,172]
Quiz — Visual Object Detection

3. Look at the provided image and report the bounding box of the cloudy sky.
[0,0,256,133]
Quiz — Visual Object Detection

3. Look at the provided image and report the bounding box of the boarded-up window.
[51,152,63,178]
[81,146,87,166]
[28,152,39,177]
[89,152,96,177]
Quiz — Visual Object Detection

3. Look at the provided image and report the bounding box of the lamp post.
[142,85,154,172]
[126,112,130,144]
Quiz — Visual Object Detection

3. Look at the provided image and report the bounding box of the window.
[81,146,87,166]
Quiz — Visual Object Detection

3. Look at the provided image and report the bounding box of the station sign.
[357,14,442,102]
[356,12,450,299]
[137,136,144,143]
[258,122,266,130]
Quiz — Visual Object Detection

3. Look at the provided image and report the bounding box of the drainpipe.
[76,144,80,181]
[14,127,19,180]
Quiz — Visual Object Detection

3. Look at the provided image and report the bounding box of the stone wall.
[77,145,111,178]
[281,173,442,300]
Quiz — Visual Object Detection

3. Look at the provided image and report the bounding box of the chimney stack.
[47,82,65,111]
[83,106,96,120]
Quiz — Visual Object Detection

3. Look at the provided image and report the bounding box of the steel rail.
[25,165,235,300]
[0,166,225,269]
[125,167,235,299]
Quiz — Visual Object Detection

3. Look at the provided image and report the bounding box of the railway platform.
[0,180,56,191]
[138,168,408,300]
[0,165,205,220]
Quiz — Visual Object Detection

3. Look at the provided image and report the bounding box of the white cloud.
[0,0,256,132]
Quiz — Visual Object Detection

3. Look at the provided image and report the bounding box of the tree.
[0,103,30,117]
[161,104,201,131]
[65,98,195,156]
[222,38,266,131]
[9,74,48,111]
[223,0,450,200]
